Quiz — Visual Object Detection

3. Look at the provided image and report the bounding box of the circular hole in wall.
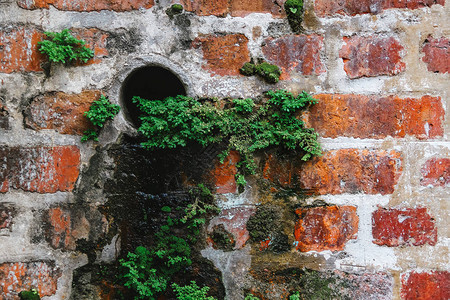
[121,65,187,128]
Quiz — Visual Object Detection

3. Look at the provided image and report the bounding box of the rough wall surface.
[0,0,448,299]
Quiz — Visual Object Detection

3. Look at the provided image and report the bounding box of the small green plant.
[240,61,282,83]
[172,281,217,300]
[289,291,301,300]
[18,289,40,300]
[38,29,94,64]
[133,90,320,186]
[82,95,120,142]
[284,0,304,33]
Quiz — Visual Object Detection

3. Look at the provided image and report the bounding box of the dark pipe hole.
[122,66,186,128]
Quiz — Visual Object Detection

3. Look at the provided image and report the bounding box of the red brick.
[24,90,101,135]
[70,28,109,65]
[303,94,444,139]
[0,26,44,73]
[421,158,450,187]
[180,0,285,17]
[340,36,405,78]
[314,0,445,17]
[0,204,16,231]
[209,150,240,193]
[262,35,325,79]
[0,101,9,130]
[193,34,250,76]
[46,207,74,250]
[401,271,450,300]
[229,0,286,17]
[263,149,402,195]
[422,36,449,73]
[17,0,154,11]
[294,205,358,252]
[372,207,437,247]
[0,146,80,193]
[181,0,229,16]
[0,261,61,298]
[208,207,255,249]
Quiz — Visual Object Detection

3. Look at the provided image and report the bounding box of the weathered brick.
[303,94,444,139]
[0,146,80,193]
[208,207,255,249]
[229,0,285,17]
[17,0,154,11]
[209,150,240,193]
[0,203,16,232]
[263,149,402,195]
[401,271,450,300]
[314,0,445,17]
[70,28,109,65]
[193,34,250,76]
[422,36,449,73]
[372,207,437,247]
[340,36,405,78]
[421,158,450,187]
[181,0,229,16]
[262,35,325,79]
[24,90,101,135]
[294,205,358,252]
[0,101,9,130]
[180,0,285,17]
[0,26,44,73]
[46,207,74,250]
[0,261,61,299]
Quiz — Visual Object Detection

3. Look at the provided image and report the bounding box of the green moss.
[240,61,281,84]
[255,62,282,84]
[167,4,184,17]
[18,290,40,300]
[240,62,256,76]
[284,0,304,33]
[171,4,184,13]
[246,206,277,241]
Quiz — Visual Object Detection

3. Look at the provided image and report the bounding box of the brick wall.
[0,0,448,299]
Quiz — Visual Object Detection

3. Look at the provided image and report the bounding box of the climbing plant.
[119,184,219,299]
[133,90,321,187]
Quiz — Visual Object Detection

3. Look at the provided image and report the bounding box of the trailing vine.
[133,90,321,187]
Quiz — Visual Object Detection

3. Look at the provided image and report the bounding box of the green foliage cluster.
[167,3,184,16]
[284,0,304,33]
[240,61,282,83]
[82,95,120,142]
[172,281,217,300]
[119,185,219,299]
[133,90,321,187]
[18,289,40,300]
[38,29,94,64]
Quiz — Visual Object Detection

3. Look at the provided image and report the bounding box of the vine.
[133,90,321,187]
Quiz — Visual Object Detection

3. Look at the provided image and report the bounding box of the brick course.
[17,0,154,11]
[263,149,402,195]
[303,94,444,139]
[401,271,450,300]
[294,205,358,252]
[24,90,101,135]
[372,207,437,247]
[420,158,450,187]
[0,146,80,193]
[340,36,405,78]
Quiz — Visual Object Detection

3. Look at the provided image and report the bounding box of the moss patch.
[240,61,282,83]
[209,224,235,251]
